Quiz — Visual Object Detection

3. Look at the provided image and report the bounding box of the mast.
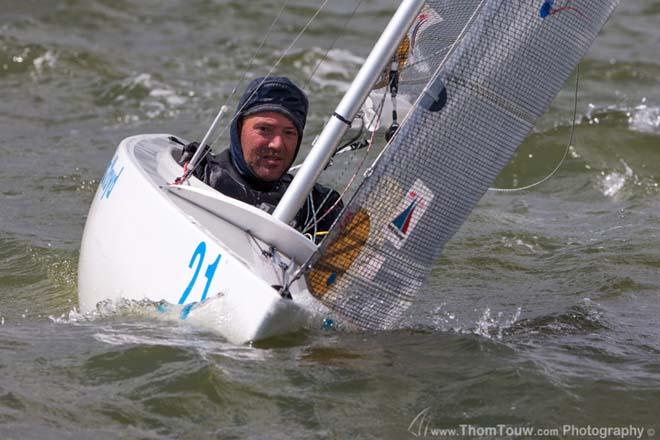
[272,0,425,224]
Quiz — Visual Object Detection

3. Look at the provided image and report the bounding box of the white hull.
[78,134,326,344]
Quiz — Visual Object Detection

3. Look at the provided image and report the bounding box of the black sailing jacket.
[189,149,343,241]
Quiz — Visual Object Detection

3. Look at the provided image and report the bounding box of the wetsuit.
[187,149,343,240]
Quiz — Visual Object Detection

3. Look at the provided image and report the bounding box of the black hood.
[229,77,309,182]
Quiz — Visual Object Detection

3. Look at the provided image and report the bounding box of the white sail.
[307,0,620,329]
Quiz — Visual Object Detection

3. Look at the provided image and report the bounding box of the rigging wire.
[298,2,487,237]
[175,0,289,184]
[301,32,412,236]
[301,87,388,234]
[288,115,366,174]
[209,0,330,147]
[224,0,290,114]
[179,0,330,182]
[302,0,365,91]
[286,0,366,174]
[488,63,581,193]
[179,0,375,242]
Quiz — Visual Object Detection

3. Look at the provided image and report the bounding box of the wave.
[490,101,660,197]
[583,100,660,135]
[0,234,77,324]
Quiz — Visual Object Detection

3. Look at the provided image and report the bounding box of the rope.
[489,63,581,192]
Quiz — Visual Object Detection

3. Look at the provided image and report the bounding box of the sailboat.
[78,0,619,343]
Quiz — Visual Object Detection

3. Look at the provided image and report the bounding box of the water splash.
[49,295,330,345]
[585,99,660,135]
[430,303,523,339]
[501,236,537,254]
[474,307,523,340]
[628,98,660,134]
[48,298,163,324]
[31,50,57,78]
[597,159,634,197]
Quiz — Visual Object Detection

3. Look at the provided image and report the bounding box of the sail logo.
[539,1,584,19]
[410,6,443,51]
[385,179,434,249]
[408,6,443,73]
[391,198,418,237]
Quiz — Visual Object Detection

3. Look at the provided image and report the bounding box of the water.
[1,1,660,438]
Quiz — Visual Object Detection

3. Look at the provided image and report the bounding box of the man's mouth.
[261,155,283,166]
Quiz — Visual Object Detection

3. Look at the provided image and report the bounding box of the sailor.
[179,76,343,241]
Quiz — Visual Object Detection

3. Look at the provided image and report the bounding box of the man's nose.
[268,133,286,149]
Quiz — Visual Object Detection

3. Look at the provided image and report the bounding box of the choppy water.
[1,1,660,438]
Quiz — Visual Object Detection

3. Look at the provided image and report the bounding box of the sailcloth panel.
[307,0,619,330]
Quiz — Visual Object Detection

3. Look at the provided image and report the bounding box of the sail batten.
[308,0,620,330]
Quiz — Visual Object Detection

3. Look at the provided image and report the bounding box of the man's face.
[240,111,299,182]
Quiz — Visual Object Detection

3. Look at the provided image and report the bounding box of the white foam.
[474,307,522,340]
[628,100,660,134]
[598,159,634,198]
[430,303,522,338]
[587,100,660,134]
[116,73,188,120]
[31,50,57,78]
[501,236,537,254]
